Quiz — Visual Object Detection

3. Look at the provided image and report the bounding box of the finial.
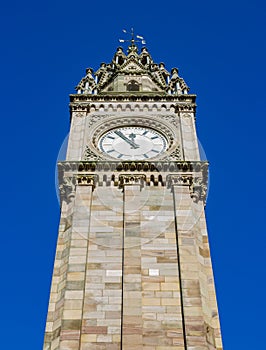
[119,28,146,49]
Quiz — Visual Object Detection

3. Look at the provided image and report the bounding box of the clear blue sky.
[0,0,265,348]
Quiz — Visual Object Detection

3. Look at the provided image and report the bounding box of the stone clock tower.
[43,39,223,350]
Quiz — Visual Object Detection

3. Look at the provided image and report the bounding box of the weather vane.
[119,28,146,46]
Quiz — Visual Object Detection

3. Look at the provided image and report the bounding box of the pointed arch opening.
[127,80,140,92]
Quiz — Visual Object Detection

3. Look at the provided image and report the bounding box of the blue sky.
[0,0,266,348]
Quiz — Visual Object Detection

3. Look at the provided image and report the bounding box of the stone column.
[81,185,123,350]
[180,113,200,161]
[121,176,187,349]
[194,204,223,350]
[122,183,143,349]
[60,183,93,350]
[43,196,75,350]
[172,183,209,350]
[140,184,186,349]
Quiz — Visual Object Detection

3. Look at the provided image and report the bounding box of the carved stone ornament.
[73,112,86,118]
[190,176,208,203]
[76,174,98,189]
[119,174,146,189]
[57,161,208,203]
[58,161,208,178]
[89,115,177,152]
[166,174,193,187]
[59,177,77,204]
[160,114,180,128]
[83,146,104,161]
[161,146,181,161]
[87,114,109,128]
[74,45,189,96]
[59,174,100,204]
[166,174,207,203]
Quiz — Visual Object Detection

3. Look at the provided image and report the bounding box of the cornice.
[69,98,197,116]
[69,93,196,104]
[70,103,196,115]
[58,161,208,205]
[58,160,208,175]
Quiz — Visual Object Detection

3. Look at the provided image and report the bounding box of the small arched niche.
[127,80,140,92]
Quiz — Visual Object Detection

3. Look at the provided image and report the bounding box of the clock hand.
[114,130,140,149]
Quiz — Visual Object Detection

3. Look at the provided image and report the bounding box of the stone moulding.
[77,174,99,188]
[88,115,178,154]
[58,160,208,175]
[166,174,207,203]
[83,145,182,161]
[118,174,146,189]
[58,161,208,204]
[59,176,76,204]
[70,93,196,103]
[70,100,196,114]
[80,113,183,162]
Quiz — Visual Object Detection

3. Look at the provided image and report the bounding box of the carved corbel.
[166,174,207,204]
[76,174,98,190]
[118,174,146,190]
[190,177,207,204]
[59,177,77,204]
[166,174,193,188]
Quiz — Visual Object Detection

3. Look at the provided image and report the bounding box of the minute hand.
[114,131,140,149]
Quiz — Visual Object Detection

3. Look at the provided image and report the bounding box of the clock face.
[98,126,167,160]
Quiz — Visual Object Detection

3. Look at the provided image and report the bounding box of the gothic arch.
[127,80,140,91]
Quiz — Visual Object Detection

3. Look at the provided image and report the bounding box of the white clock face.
[98,126,167,160]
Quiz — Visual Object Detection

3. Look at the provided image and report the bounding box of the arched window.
[127,80,140,91]
[117,56,124,65]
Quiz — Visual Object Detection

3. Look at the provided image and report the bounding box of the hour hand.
[114,130,140,149]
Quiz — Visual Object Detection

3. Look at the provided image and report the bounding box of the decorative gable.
[119,56,146,73]
[75,44,189,95]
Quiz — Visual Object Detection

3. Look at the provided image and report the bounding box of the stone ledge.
[58,161,208,206]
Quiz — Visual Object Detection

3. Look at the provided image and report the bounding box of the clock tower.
[43,39,223,350]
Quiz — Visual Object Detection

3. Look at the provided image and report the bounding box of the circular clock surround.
[98,126,168,160]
